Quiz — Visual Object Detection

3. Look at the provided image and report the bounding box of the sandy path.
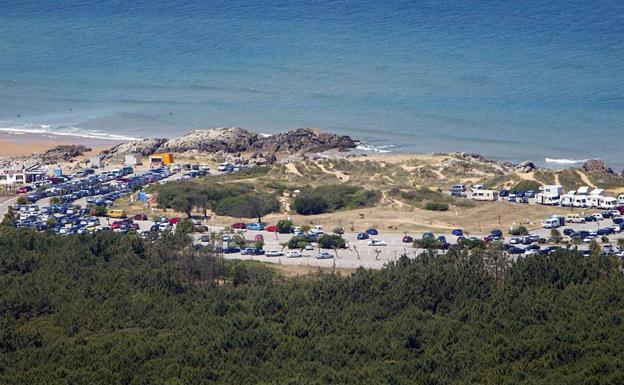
[285,163,303,177]
[576,170,596,188]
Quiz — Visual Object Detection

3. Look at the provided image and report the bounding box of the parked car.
[368,239,387,246]
[265,250,283,257]
[265,225,278,232]
[563,228,575,236]
[584,215,597,222]
[490,229,503,239]
[254,234,264,241]
[287,251,303,258]
[365,228,378,235]
[246,223,265,231]
[402,235,413,243]
[451,229,464,237]
[316,252,334,259]
[422,232,434,239]
[133,213,148,221]
[231,222,246,229]
[525,190,536,198]
[357,232,369,240]
[168,217,181,225]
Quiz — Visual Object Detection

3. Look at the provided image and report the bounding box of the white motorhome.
[618,194,624,206]
[471,189,498,201]
[540,185,563,197]
[601,197,618,210]
[576,186,590,195]
[572,195,587,208]
[560,192,576,207]
[535,193,560,206]
[586,195,604,209]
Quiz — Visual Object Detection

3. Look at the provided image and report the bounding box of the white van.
[311,225,324,234]
[566,214,585,223]
[542,218,560,229]
[618,194,624,206]
[560,193,575,207]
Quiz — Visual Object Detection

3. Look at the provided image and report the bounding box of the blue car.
[357,232,369,240]
[451,229,464,237]
[246,223,265,231]
[422,232,434,239]
[365,228,378,235]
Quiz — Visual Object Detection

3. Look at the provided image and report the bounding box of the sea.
[1,0,623,168]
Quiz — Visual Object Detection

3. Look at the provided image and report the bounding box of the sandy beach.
[0,132,123,158]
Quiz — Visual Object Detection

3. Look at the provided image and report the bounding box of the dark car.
[508,246,524,255]
[563,228,575,236]
[602,211,614,219]
[402,235,413,243]
[451,229,464,237]
[597,227,614,235]
[584,215,597,222]
[437,235,447,243]
[614,217,624,225]
[422,232,434,239]
[357,232,369,240]
[498,189,509,197]
[525,190,536,198]
[365,228,379,235]
[133,213,148,221]
[490,229,503,239]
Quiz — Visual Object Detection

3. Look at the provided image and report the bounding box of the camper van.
[601,197,618,210]
[471,189,498,201]
[107,209,127,218]
[540,185,563,197]
[572,196,587,208]
[618,194,624,206]
[586,195,604,209]
[542,218,561,229]
[535,193,559,206]
[560,193,576,207]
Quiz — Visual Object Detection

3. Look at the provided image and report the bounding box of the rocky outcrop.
[101,138,167,160]
[582,159,614,175]
[254,128,357,153]
[99,127,358,163]
[40,145,91,164]
[516,160,536,173]
[158,127,257,153]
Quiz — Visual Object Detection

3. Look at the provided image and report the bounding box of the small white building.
[0,164,47,185]
[124,153,142,166]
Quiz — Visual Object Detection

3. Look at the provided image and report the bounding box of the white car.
[159,223,172,232]
[368,239,387,246]
[287,251,303,258]
[593,213,604,221]
[265,250,284,257]
[316,252,333,259]
[304,244,315,251]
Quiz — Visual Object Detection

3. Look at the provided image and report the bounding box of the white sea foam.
[0,123,141,141]
[545,157,591,165]
[355,143,394,153]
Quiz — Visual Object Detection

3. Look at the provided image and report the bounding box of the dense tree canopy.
[1,227,623,384]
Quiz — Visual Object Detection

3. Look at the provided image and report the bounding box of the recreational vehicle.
[560,192,576,207]
[572,195,587,208]
[601,197,618,210]
[471,189,498,201]
[535,193,560,206]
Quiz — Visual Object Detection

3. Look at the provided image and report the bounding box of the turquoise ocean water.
[1,1,623,167]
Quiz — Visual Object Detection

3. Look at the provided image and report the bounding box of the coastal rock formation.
[159,127,256,153]
[582,159,614,175]
[254,128,357,153]
[99,127,358,163]
[516,160,536,173]
[101,138,167,160]
[40,145,91,164]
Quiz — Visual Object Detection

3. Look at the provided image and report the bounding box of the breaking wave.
[0,122,140,141]
[545,157,591,165]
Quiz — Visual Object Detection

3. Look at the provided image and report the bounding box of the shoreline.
[0,129,611,174]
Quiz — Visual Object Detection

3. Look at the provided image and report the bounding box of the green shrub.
[276,219,294,234]
[509,226,528,236]
[424,202,449,211]
[293,185,380,215]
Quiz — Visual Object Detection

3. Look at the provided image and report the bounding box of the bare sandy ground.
[0,132,120,157]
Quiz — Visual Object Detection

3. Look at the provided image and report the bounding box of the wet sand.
[0,132,123,157]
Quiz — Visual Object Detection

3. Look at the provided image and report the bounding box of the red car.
[265,225,278,232]
[168,217,181,224]
[254,234,264,241]
[231,222,246,229]
[133,213,148,221]
[111,221,124,229]
[16,186,32,194]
